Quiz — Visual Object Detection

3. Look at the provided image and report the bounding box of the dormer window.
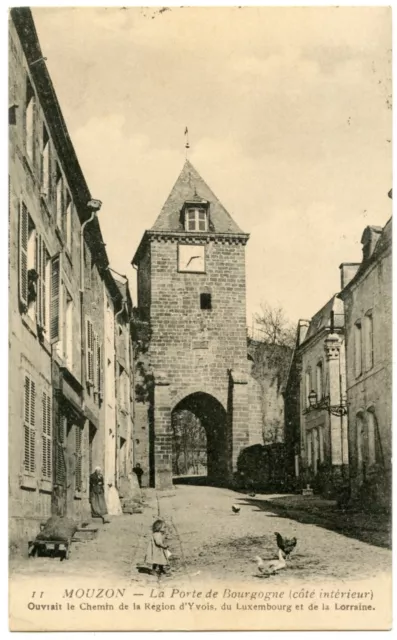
[185,207,207,232]
[181,194,210,232]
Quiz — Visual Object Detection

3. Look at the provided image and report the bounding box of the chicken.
[274,532,297,558]
[232,505,240,514]
[255,550,286,576]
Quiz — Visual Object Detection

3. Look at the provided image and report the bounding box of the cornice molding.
[146,230,249,246]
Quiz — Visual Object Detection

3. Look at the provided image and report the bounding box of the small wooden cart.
[28,523,99,560]
[28,537,72,560]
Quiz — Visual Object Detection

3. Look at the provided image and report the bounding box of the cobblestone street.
[10,484,391,587]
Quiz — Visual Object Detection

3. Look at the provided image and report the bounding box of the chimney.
[339,262,360,289]
[298,320,310,346]
[361,226,382,262]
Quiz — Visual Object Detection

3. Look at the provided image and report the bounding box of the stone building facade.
[132,160,250,489]
[8,8,136,543]
[113,277,138,506]
[292,296,349,497]
[339,219,392,511]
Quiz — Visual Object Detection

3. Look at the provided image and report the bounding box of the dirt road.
[10,484,391,587]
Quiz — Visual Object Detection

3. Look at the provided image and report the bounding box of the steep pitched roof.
[372,217,392,259]
[151,160,245,234]
[339,217,392,298]
[303,295,344,344]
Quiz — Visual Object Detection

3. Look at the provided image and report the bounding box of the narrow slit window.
[41,124,51,198]
[200,293,212,310]
[65,191,72,253]
[64,288,73,369]
[25,76,35,163]
[316,361,324,399]
[365,312,374,371]
[355,319,362,377]
[56,163,63,229]
[305,370,311,408]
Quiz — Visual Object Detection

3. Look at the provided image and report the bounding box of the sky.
[31,5,392,327]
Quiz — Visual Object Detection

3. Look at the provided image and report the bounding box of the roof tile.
[151,160,245,234]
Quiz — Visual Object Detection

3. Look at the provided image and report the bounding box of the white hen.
[255,549,287,576]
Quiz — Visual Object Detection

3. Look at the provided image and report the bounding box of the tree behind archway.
[171,410,207,476]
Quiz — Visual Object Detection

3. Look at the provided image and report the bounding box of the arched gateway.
[132,160,250,489]
[172,392,229,481]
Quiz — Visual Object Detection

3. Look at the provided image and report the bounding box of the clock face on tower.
[178,244,205,273]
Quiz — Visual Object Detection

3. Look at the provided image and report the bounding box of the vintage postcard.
[8,4,392,632]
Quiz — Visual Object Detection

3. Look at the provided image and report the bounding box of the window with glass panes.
[185,208,207,232]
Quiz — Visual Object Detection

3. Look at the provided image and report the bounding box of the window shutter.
[40,239,47,329]
[24,375,36,474]
[86,319,94,385]
[86,319,90,383]
[35,234,41,325]
[93,332,98,391]
[50,255,61,342]
[19,202,29,308]
[75,426,82,492]
[89,327,94,384]
[42,389,47,474]
[98,342,103,398]
[55,414,67,485]
[42,391,52,479]
[42,247,48,331]
[36,234,46,327]
[30,380,36,474]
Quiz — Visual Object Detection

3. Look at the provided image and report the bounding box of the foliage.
[132,314,153,403]
[172,410,207,475]
[254,302,296,348]
[263,419,283,445]
[134,360,154,403]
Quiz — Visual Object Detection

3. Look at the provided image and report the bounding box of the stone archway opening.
[171,392,229,485]
[171,409,207,478]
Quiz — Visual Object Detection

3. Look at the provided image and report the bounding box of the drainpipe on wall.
[114,301,127,490]
[79,200,102,397]
[128,316,135,470]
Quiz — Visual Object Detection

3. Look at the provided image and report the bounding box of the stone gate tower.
[132,160,250,489]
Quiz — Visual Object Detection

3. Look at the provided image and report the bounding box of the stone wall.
[247,340,291,445]
[8,17,94,541]
[135,235,249,487]
[8,13,134,542]
[342,237,392,511]
[148,239,248,401]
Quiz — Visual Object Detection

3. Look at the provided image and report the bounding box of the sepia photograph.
[8,4,392,631]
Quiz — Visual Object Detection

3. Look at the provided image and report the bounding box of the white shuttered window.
[42,391,52,479]
[24,375,36,474]
[86,318,94,385]
[50,255,61,342]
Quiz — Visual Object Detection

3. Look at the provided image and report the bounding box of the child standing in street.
[145,519,171,576]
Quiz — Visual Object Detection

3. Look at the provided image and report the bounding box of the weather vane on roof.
[184,126,190,159]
